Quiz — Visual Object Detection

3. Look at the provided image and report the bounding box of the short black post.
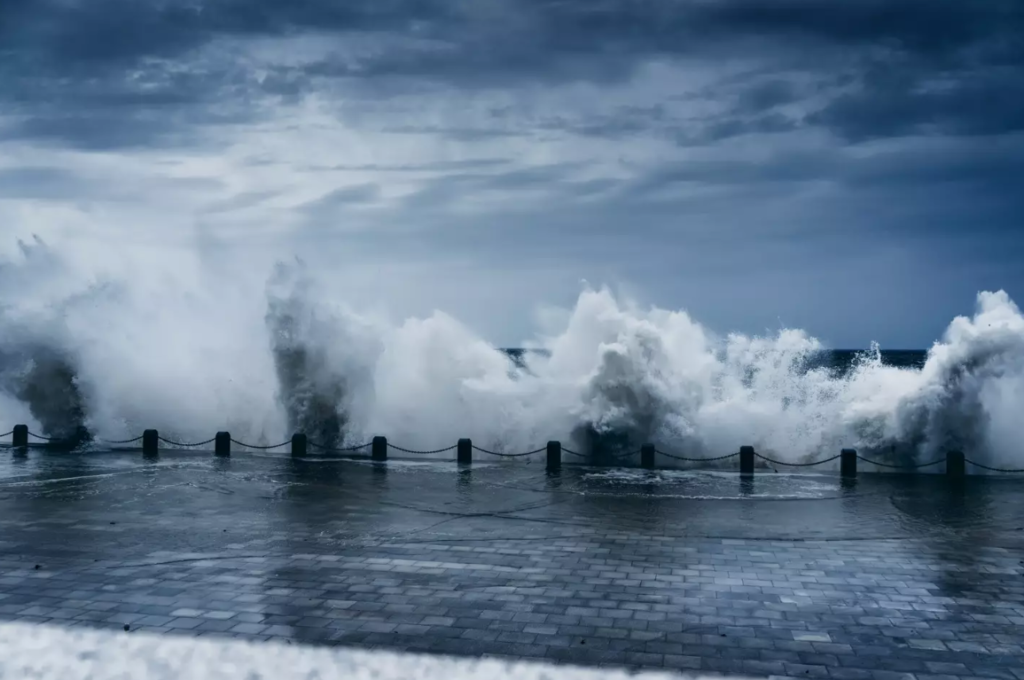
[946,450,965,478]
[215,432,231,457]
[372,436,387,461]
[641,443,655,469]
[12,424,28,448]
[291,433,307,458]
[546,441,561,471]
[740,446,755,475]
[142,430,159,456]
[841,448,857,478]
[457,438,472,465]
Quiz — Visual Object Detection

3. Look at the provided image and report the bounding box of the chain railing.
[157,436,217,448]
[472,445,548,458]
[964,459,1024,473]
[308,440,373,453]
[3,424,1024,475]
[855,455,945,470]
[389,443,458,455]
[229,438,292,451]
[657,449,741,463]
[755,451,843,467]
[96,435,146,445]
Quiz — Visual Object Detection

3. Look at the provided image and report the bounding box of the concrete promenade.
[0,449,1021,678]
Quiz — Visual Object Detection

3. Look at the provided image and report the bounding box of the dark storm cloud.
[7,0,1009,65]
[1,0,1021,148]
[735,79,800,112]
[374,133,1024,248]
[806,63,1024,140]
[2,111,212,151]
[389,135,1015,209]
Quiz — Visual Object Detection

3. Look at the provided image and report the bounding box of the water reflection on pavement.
[0,449,1021,676]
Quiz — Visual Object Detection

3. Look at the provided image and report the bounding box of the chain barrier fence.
[754,451,843,467]
[472,445,548,458]
[389,443,458,455]
[96,435,145,445]
[2,424,1024,474]
[308,440,373,453]
[657,449,740,463]
[963,459,1024,473]
[855,455,945,470]
[229,438,292,451]
[157,436,217,449]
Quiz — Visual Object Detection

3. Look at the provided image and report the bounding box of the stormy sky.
[1,0,1022,348]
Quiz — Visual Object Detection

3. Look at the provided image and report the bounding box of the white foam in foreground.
[0,622,735,680]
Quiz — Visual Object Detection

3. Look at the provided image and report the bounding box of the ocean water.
[1,240,1023,469]
[504,348,928,374]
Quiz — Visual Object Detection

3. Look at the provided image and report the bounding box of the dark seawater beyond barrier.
[504,348,928,375]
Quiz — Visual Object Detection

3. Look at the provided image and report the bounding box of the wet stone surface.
[0,448,1022,679]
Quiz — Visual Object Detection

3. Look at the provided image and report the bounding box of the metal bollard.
[841,448,857,478]
[215,432,231,457]
[641,443,655,469]
[946,450,965,478]
[142,430,159,456]
[546,440,561,471]
[12,424,28,449]
[457,438,472,464]
[291,433,307,458]
[372,436,387,461]
[740,446,755,475]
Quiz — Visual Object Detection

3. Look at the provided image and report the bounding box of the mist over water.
[2,237,1023,470]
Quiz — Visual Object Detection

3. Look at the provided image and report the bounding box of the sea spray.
[265,260,380,450]
[1,238,1022,469]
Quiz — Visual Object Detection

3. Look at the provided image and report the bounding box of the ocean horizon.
[502,348,928,373]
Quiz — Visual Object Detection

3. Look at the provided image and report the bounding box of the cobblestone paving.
[0,448,1022,679]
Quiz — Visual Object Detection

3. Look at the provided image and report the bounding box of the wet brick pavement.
[0,447,1022,678]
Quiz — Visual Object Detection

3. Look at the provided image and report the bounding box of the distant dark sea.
[803,349,927,373]
[502,349,928,376]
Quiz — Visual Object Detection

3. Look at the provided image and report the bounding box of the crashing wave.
[1,238,1022,470]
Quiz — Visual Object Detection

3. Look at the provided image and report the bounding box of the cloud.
[0,167,97,201]
[201,190,280,215]
[0,0,1022,348]
[806,61,1024,140]
[301,184,381,213]
[1,1,1020,148]
[310,159,511,173]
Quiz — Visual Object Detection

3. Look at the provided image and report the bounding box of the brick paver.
[0,448,1022,678]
